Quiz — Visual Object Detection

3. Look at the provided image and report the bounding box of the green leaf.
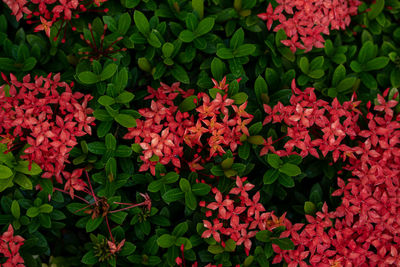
[191,183,211,196]
[267,154,282,169]
[82,250,98,265]
[0,58,17,71]
[179,30,195,42]
[115,145,132,157]
[88,142,107,155]
[179,178,191,193]
[256,230,272,242]
[307,69,324,79]
[254,76,268,104]
[238,142,250,160]
[22,57,37,71]
[271,238,295,250]
[14,161,42,176]
[93,110,113,121]
[358,41,374,64]
[368,0,385,19]
[115,92,134,104]
[304,201,316,214]
[332,65,346,87]
[162,188,184,203]
[185,191,197,210]
[163,172,180,184]
[278,174,295,188]
[148,180,163,192]
[157,234,176,248]
[26,207,40,218]
[78,71,99,84]
[118,13,131,35]
[175,237,192,250]
[134,10,150,35]
[11,200,20,219]
[263,169,279,184]
[86,217,103,232]
[192,0,204,19]
[224,239,236,252]
[0,165,13,179]
[147,32,162,48]
[211,57,225,80]
[115,114,136,128]
[234,44,256,57]
[105,133,117,151]
[98,95,115,106]
[100,63,118,81]
[336,77,356,92]
[391,69,400,88]
[179,95,197,112]
[172,221,188,237]
[217,48,234,59]
[194,17,215,37]
[109,212,128,225]
[231,92,248,104]
[171,65,190,84]
[208,245,224,254]
[39,204,53,213]
[248,136,264,145]
[364,57,389,71]
[230,28,244,49]
[279,163,301,177]
[14,173,32,190]
[299,57,309,74]
[162,42,174,58]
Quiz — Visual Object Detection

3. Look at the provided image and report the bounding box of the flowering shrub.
[261,81,400,266]
[0,73,95,189]
[0,225,24,267]
[258,0,362,53]
[1,0,400,266]
[2,0,108,41]
[124,78,253,175]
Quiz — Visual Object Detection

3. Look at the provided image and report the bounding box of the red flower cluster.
[262,81,400,266]
[200,176,289,256]
[258,0,361,53]
[2,0,108,41]
[123,78,253,175]
[0,225,24,267]
[0,73,95,190]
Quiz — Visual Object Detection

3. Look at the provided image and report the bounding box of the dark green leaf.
[171,65,190,84]
[271,238,294,250]
[115,114,137,128]
[267,154,282,169]
[0,165,13,179]
[78,71,99,84]
[157,234,176,248]
[134,10,150,35]
[162,188,184,203]
[100,63,118,81]
[191,183,211,196]
[194,17,215,37]
[179,95,197,112]
[279,163,301,177]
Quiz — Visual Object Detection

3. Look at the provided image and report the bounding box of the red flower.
[202,220,223,242]
[0,225,25,266]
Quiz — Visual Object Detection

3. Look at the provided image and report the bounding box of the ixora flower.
[262,80,400,266]
[3,0,109,42]
[0,225,25,267]
[258,0,361,52]
[0,73,95,189]
[123,77,253,175]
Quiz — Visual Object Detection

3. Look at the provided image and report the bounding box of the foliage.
[0,0,400,266]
